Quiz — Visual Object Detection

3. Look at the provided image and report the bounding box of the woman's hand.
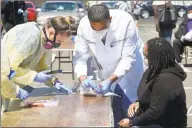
[128,102,139,117]
[119,118,130,127]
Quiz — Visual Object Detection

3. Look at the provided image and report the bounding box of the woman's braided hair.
[146,37,176,82]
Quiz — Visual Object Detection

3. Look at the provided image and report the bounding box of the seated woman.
[119,38,187,128]
[173,6,192,70]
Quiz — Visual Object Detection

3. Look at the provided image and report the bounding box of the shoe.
[178,63,190,72]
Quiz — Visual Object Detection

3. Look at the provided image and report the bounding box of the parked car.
[37,1,86,35]
[140,1,188,19]
[76,1,85,10]
[139,1,153,19]
[101,1,117,9]
[75,1,87,16]
[25,1,37,21]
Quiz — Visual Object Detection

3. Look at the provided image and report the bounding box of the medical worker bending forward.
[73,4,145,127]
[1,16,73,114]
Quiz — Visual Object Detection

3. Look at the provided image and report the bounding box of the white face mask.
[188,13,192,19]
[93,29,109,40]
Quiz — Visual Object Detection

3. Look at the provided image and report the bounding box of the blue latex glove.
[18,9,24,15]
[34,72,52,83]
[81,77,97,90]
[95,79,113,94]
[16,88,29,100]
[54,81,73,94]
[8,68,16,80]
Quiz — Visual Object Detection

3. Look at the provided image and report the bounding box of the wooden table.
[1,82,113,127]
[51,38,75,79]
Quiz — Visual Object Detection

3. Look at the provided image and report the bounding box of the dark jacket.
[131,64,187,128]
[158,4,176,29]
[175,14,188,40]
[1,1,26,25]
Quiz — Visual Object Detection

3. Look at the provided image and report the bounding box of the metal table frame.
[51,49,75,80]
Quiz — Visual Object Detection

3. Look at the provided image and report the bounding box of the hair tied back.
[65,16,75,25]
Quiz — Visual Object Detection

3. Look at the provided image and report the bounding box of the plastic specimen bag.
[80,86,121,97]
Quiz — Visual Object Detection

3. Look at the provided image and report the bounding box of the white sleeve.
[184,30,192,41]
[73,20,90,78]
[113,19,138,77]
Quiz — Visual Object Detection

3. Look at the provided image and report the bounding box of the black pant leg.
[112,85,125,128]
[173,39,184,63]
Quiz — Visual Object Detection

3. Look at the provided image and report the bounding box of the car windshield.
[26,3,33,8]
[77,3,83,8]
[103,3,116,9]
[42,2,76,12]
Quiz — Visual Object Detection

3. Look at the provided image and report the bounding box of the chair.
[184,46,192,65]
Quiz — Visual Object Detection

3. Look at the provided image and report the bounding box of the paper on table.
[21,98,59,108]
[80,87,121,97]
[104,92,121,97]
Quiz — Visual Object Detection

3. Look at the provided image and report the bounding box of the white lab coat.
[73,10,145,102]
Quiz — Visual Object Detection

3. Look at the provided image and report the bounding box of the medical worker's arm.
[1,75,20,98]
[73,19,90,82]
[112,19,137,79]
[35,51,52,72]
[1,34,19,98]
[8,26,40,85]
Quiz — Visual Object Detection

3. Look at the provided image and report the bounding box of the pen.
[46,70,62,74]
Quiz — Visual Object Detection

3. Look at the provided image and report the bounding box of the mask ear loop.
[49,19,61,48]
[43,18,55,43]
[53,31,59,48]
[43,28,49,40]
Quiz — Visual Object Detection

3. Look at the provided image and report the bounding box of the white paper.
[184,30,192,41]
[40,99,59,106]
[104,92,121,97]
[80,87,121,97]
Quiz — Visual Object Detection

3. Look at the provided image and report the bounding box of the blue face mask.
[70,36,75,42]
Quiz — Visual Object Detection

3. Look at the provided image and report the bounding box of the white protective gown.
[73,10,145,102]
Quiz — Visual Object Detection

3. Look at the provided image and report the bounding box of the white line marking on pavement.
[184,87,192,89]
[185,70,192,73]
[187,105,192,116]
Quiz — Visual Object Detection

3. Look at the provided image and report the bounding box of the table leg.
[59,51,61,70]
[51,62,53,71]
[71,51,74,80]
